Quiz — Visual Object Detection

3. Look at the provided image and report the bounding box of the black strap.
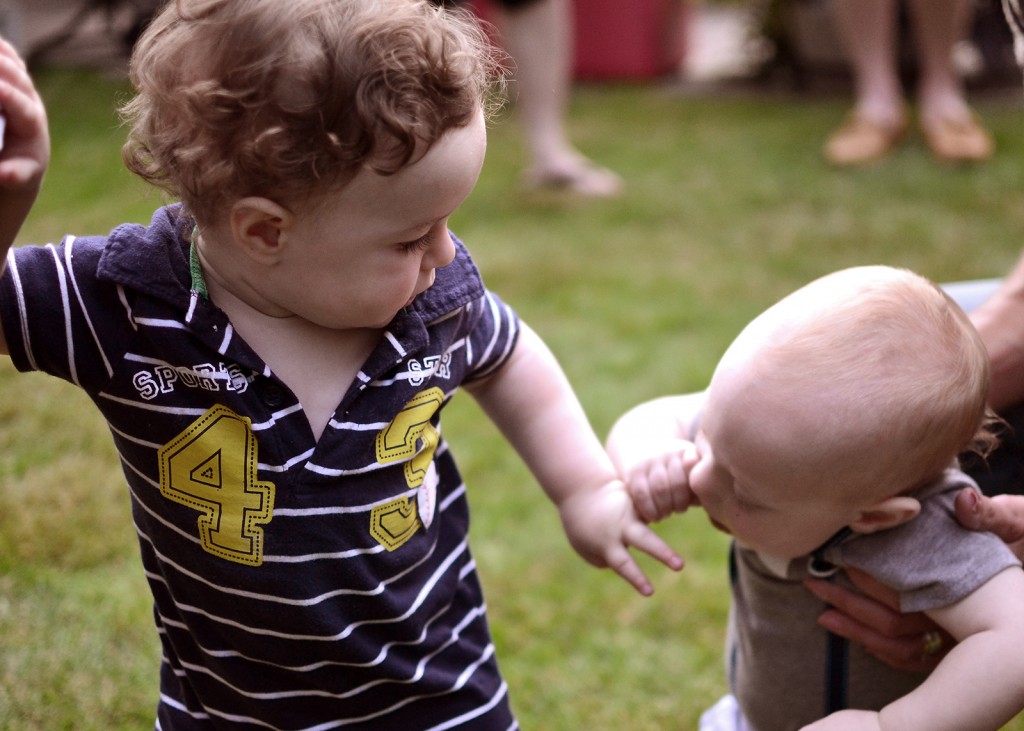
[809,527,854,714]
[824,630,849,714]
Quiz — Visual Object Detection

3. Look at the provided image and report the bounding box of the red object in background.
[468,0,690,81]
[573,0,690,80]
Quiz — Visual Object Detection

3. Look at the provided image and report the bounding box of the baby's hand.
[625,440,697,523]
[557,480,684,596]
[0,37,49,190]
[799,710,881,731]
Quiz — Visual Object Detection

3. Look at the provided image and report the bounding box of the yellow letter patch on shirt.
[371,387,444,551]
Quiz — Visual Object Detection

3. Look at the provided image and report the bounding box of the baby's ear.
[230,197,293,264]
[849,496,921,534]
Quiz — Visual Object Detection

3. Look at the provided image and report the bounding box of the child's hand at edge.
[556,478,684,596]
[0,36,49,191]
[623,440,698,524]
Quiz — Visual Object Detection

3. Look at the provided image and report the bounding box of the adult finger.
[805,576,946,672]
[955,489,1024,558]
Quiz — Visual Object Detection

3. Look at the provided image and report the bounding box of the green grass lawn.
[3,66,1024,729]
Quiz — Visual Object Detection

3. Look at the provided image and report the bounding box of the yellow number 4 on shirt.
[158,405,276,566]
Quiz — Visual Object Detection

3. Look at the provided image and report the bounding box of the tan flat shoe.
[823,114,907,166]
[524,160,624,198]
[920,112,993,163]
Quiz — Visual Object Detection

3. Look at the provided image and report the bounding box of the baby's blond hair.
[721,266,994,499]
[120,0,503,227]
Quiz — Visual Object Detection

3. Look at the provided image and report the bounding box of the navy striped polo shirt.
[1,204,521,730]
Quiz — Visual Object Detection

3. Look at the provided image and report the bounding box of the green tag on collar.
[189,226,209,299]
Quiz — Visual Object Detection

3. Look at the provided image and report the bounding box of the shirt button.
[260,383,285,408]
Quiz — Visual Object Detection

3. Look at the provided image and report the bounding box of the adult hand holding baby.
[806,489,1024,672]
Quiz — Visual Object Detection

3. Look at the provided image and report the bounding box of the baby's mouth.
[708,516,733,536]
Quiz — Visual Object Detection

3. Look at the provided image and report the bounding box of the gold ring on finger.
[921,630,944,661]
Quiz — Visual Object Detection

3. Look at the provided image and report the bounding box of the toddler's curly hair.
[121,0,503,226]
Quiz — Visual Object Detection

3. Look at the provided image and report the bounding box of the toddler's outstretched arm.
[0,36,49,354]
[466,324,684,595]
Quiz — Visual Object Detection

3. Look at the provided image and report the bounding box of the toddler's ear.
[230,197,293,264]
[849,496,921,534]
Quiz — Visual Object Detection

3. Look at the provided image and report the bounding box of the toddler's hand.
[625,440,697,523]
[799,709,882,731]
[0,37,49,190]
[558,480,684,596]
